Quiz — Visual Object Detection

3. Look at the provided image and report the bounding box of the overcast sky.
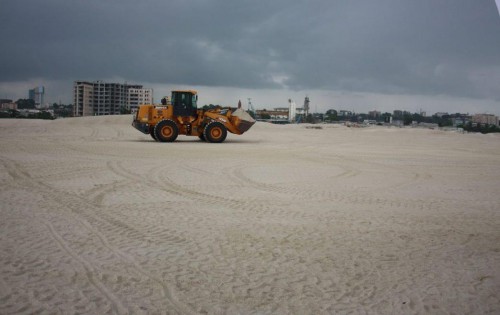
[1,0,500,115]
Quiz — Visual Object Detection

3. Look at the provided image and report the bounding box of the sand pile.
[0,115,499,314]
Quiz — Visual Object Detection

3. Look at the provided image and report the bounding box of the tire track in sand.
[221,158,445,214]
[107,160,317,223]
[0,157,195,315]
[43,219,128,314]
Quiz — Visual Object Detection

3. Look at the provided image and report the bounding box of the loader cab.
[171,90,198,117]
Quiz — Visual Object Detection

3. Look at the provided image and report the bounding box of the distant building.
[127,88,153,112]
[451,117,466,127]
[338,110,353,117]
[368,110,381,119]
[73,81,153,116]
[0,100,16,110]
[363,119,377,125]
[256,108,288,120]
[472,114,499,126]
[254,104,307,121]
[274,107,289,113]
[29,86,45,108]
[450,113,471,127]
[393,110,403,118]
[304,96,310,117]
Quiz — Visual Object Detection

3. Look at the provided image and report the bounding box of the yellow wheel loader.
[132,90,255,143]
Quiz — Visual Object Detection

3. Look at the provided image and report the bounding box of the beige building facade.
[73,81,153,117]
[472,114,499,126]
[127,88,153,112]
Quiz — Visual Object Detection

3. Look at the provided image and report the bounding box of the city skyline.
[1,1,500,115]
[2,81,500,117]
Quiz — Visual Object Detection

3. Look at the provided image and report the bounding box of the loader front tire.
[150,126,157,141]
[155,119,178,142]
[204,121,227,143]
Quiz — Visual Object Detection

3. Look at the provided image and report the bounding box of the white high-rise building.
[127,88,153,112]
[73,81,153,116]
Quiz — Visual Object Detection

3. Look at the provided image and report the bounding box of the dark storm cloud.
[1,0,500,99]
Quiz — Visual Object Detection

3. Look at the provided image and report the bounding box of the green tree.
[462,122,500,134]
[381,112,392,123]
[305,113,316,123]
[325,109,338,122]
[120,106,131,114]
[403,113,413,125]
[411,113,424,123]
[36,111,55,120]
[438,119,452,127]
[16,99,35,109]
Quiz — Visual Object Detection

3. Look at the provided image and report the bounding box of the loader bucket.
[231,108,256,133]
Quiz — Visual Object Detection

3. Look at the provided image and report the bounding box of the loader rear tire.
[155,119,178,142]
[204,121,227,143]
[198,133,206,141]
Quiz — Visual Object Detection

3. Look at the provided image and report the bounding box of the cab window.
[192,94,197,108]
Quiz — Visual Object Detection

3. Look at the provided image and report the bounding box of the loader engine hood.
[231,108,256,134]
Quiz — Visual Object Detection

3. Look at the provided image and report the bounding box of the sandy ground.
[0,115,499,315]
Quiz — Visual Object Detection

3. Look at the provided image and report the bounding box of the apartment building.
[127,88,153,112]
[73,81,153,116]
[472,114,499,126]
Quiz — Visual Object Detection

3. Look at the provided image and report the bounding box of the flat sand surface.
[1,116,499,314]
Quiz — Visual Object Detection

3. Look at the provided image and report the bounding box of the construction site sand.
[0,115,499,314]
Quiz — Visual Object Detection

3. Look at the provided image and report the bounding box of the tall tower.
[288,98,296,123]
[304,96,310,117]
[29,86,45,108]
